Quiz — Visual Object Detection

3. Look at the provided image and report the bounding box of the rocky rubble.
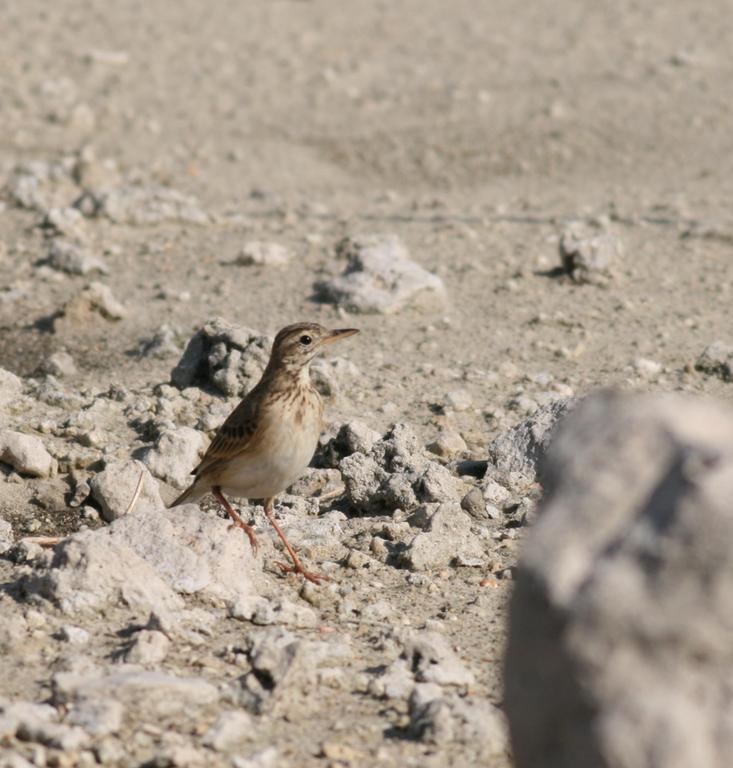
[505,391,733,768]
[314,234,446,314]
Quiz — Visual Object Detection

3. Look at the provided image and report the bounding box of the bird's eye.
[299,335,312,346]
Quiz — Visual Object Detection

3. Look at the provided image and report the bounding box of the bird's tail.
[169,478,205,508]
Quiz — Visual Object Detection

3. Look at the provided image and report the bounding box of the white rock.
[142,427,208,489]
[202,710,253,751]
[95,186,209,225]
[66,698,124,736]
[59,626,90,645]
[233,747,279,768]
[90,460,163,522]
[124,630,170,664]
[445,389,472,412]
[43,207,86,239]
[235,241,291,267]
[41,351,77,378]
[46,239,108,276]
[0,430,57,477]
[0,368,23,405]
[315,234,446,314]
[633,357,663,378]
[26,529,184,614]
[427,430,467,459]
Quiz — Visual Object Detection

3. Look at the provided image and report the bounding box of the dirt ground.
[1,1,733,767]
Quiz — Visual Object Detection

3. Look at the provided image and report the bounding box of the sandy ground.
[1,1,733,766]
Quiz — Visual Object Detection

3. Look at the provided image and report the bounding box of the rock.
[202,710,253,751]
[0,367,23,405]
[171,318,271,396]
[0,518,13,555]
[696,341,733,381]
[444,389,472,412]
[0,699,89,752]
[137,324,182,358]
[310,357,360,398]
[0,430,57,477]
[90,460,163,522]
[314,234,446,314]
[321,420,382,467]
[404,631,475,686]
[66,698,124,737]
[105,504,260,601]
[141,427,208,489]
[408,685,508,754]
[41,351,77,377]
[427,430,467,459]
[53,669,218,720]
[234,241,291,267]
[402,503,485,571]
[58,625,90,645]
[233,747,279,768]
[43,207,87,239]
[55,281,127,329]
[94,186,209,225]
[46,239,108,275]
[25,528,184,614]
[559,226,621,284]
[124,630,171,664]
[487,398,577,482]
[633,357,663,378]
[505,391,733,768]
[369,658,415,700]
[340,423,467,515]
[230,596,318,629]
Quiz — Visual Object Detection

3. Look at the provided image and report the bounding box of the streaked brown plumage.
[171,322,359,583]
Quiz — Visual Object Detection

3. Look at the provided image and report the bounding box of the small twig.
[317,487,346,504]
[20,536,62,548]
[123,465,145,516]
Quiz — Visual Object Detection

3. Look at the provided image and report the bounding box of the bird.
[171,321,359,584]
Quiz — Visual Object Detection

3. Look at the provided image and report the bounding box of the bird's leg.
[264,497,330,584]
[212,486,259,554]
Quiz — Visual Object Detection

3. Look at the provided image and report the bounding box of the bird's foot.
[227,520,259,554]
[274,560,330,584]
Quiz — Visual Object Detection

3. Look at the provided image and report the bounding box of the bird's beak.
[320,328,360,346]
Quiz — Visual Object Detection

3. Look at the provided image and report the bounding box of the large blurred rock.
[314,234,445,314]
[504,391,733,768]
[171,317,271,396]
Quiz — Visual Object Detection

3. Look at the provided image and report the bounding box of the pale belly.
[216,406,321,500]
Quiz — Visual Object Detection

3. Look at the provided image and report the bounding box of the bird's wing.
[192,394,261,479]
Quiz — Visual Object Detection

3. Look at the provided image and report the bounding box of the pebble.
[427,430,467,458]
[234,241,291,267]
[41,351,77,378]
[0,430,57,477]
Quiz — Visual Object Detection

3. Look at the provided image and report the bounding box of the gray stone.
[340,423,467,515]
[0,368,23,405]
[427,430,467,459]
[124,630,171,664]
[408,685,508,754]
[106,504,260,601]
[25,528,184,614]
[0,518,14,555]
[59,625,90,645]
[94,186,209,225]
[315,234,446,314]
[43,207,87,239]
[66,698,124,737]
[0,430,57,478]
[696,341,733,381]
[141,426,208,489]
[55,281,127,328]
[233,747,279,768]
[505,391,733,768]
[401,503,485,571]
[403,631,475,687]
[202,710,253,751]
[230,596,318,629]
[90,460,163,522]
[559,226,621,284]
[46,239,108,276]
[41,351,77,378]
[53,669,218,719]
[487,398,577,482]
[234,241,291,267]
[137,325,182,359]
[310,356,360,397]
[171,318,271,396]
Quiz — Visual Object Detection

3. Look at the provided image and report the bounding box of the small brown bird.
[171,322,359,583]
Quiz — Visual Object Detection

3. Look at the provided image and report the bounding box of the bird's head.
[268,322,359,370]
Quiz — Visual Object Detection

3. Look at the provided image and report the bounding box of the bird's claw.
[227,521,259,555]
[274,560,330,584]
